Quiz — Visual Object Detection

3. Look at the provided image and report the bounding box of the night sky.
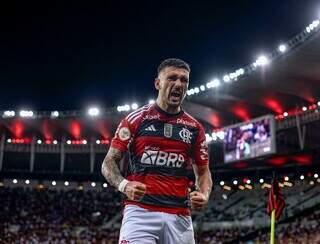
[0,0,319,111]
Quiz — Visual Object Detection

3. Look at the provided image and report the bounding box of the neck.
[156,98,181,114]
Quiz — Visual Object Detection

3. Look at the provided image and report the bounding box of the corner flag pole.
[270,209,276,244]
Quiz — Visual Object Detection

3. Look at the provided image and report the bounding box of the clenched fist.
[124,181,147,201]
[190,191,208,211]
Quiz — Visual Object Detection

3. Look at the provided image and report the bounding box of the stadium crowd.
[1,185,320,243]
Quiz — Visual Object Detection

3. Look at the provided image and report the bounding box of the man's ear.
[155,78,161,90]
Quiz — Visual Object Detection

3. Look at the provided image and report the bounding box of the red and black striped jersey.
[111,103,209,215]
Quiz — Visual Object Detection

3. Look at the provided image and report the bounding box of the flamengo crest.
[179,127,192,143]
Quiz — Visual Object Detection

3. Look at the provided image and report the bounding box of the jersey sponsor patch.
[118,127,131,141]
[141,149,184,168]
[164,123,173,138]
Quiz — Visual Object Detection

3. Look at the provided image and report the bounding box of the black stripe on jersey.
[136,119,199,145]
[139,194,189,208]
[129,159,188,177]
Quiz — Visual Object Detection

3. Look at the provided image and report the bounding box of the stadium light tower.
[255,55,269,66]
[19,110,34,118]
[278,44,287,53]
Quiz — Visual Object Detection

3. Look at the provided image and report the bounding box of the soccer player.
[101,58,212,244]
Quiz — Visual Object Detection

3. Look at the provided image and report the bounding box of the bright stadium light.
[233,180,238,185]
[300,175,305,180]
[220,181,225,186]
[117,106,123,112]
[259,178,264,184]
[314,173,318,179]
[51,111,59,117]
[7,139,12,143]
[52,181,56,186]
[255,55,269,66]
[19,110,34,118]
[302,106,307,111]
[91,182,96,187]
[103,183,108,188]
[246,179,251,184]
[64,181,69,186]
[67,140,71,145]
[278,44,287,53]
[3,111,15,118]
[124,104,131,111]
[148,99,155,104]
[283,112,288,117]
[131,103,138,110]
[13,179,18,184]
[53,140,58,145]
[217,131,225,140]
[25,179,30,185]
[200,85,205,91]
[284,176,289,181]
[82,139,87,145]
[223,75,231,82]
[96,140,101,144]
[318,101,320,106]
[211,78,220,88]
[88,107,100,117]
[37,139,42,144]
[194,87,200,94]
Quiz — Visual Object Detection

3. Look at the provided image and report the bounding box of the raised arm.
[190,164,212,210]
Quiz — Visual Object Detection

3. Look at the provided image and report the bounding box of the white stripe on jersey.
[126,104,152,124]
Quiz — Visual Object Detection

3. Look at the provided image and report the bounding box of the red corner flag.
[267,178,285,220]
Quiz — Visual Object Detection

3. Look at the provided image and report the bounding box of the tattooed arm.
[101,146,146,200]
[101,147,125,189]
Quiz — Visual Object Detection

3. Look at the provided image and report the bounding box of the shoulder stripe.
[127,104,152,123]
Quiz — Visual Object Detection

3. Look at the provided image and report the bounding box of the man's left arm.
[190,164,212,211]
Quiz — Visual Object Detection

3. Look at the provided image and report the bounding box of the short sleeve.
[193,125,209,166]
[110,118,133,152]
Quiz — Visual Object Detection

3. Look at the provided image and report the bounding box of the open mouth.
[169,90,182,102]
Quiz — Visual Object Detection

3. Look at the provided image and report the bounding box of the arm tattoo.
[101,147,125,189]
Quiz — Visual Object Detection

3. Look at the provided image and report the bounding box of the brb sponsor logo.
[141,148,184,168]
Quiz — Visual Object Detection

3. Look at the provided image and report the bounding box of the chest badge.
[179,127,192,143]
[164,123,173,138]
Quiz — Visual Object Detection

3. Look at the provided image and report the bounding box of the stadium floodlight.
[211,78,220,88]
[220,181,225,186]
[205,134,212,143]
[246,179,251,184]
[96,140,101,144]
[3,110,15,118]
[318,101,320,106]
[217,131,225,140]
[117,106,123,112]
[194,87,200,94]
[200,85,205,91]
[223,75,231,82]
[7,139,12,143]
[88,107,100,117]
[314,173,318,179]
[283,112,288,117]
[300,175,305,180]
[25,179,30,184]
[66,140,71,145]
[211,132,217,141]
[233,180,238,185]
[37,139,42,144]
[148,99,155,104]
[64,181,69,186]
[13,179,18,184]
[124,104,131,111]
[259,178,264,184]
[302,106,307,111]
[52,181,56,186]
[91,182,96,187]
[19,110,34,118]
[103,183,108,188]
[255,55,269,66]
[284,176,289,181]
[131,103,138,110]
[53,140,58,145]
[278,44,287,53]
[51,111,59,118]
[82,139,87,145]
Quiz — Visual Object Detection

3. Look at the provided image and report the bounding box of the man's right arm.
[101,146,146,200]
